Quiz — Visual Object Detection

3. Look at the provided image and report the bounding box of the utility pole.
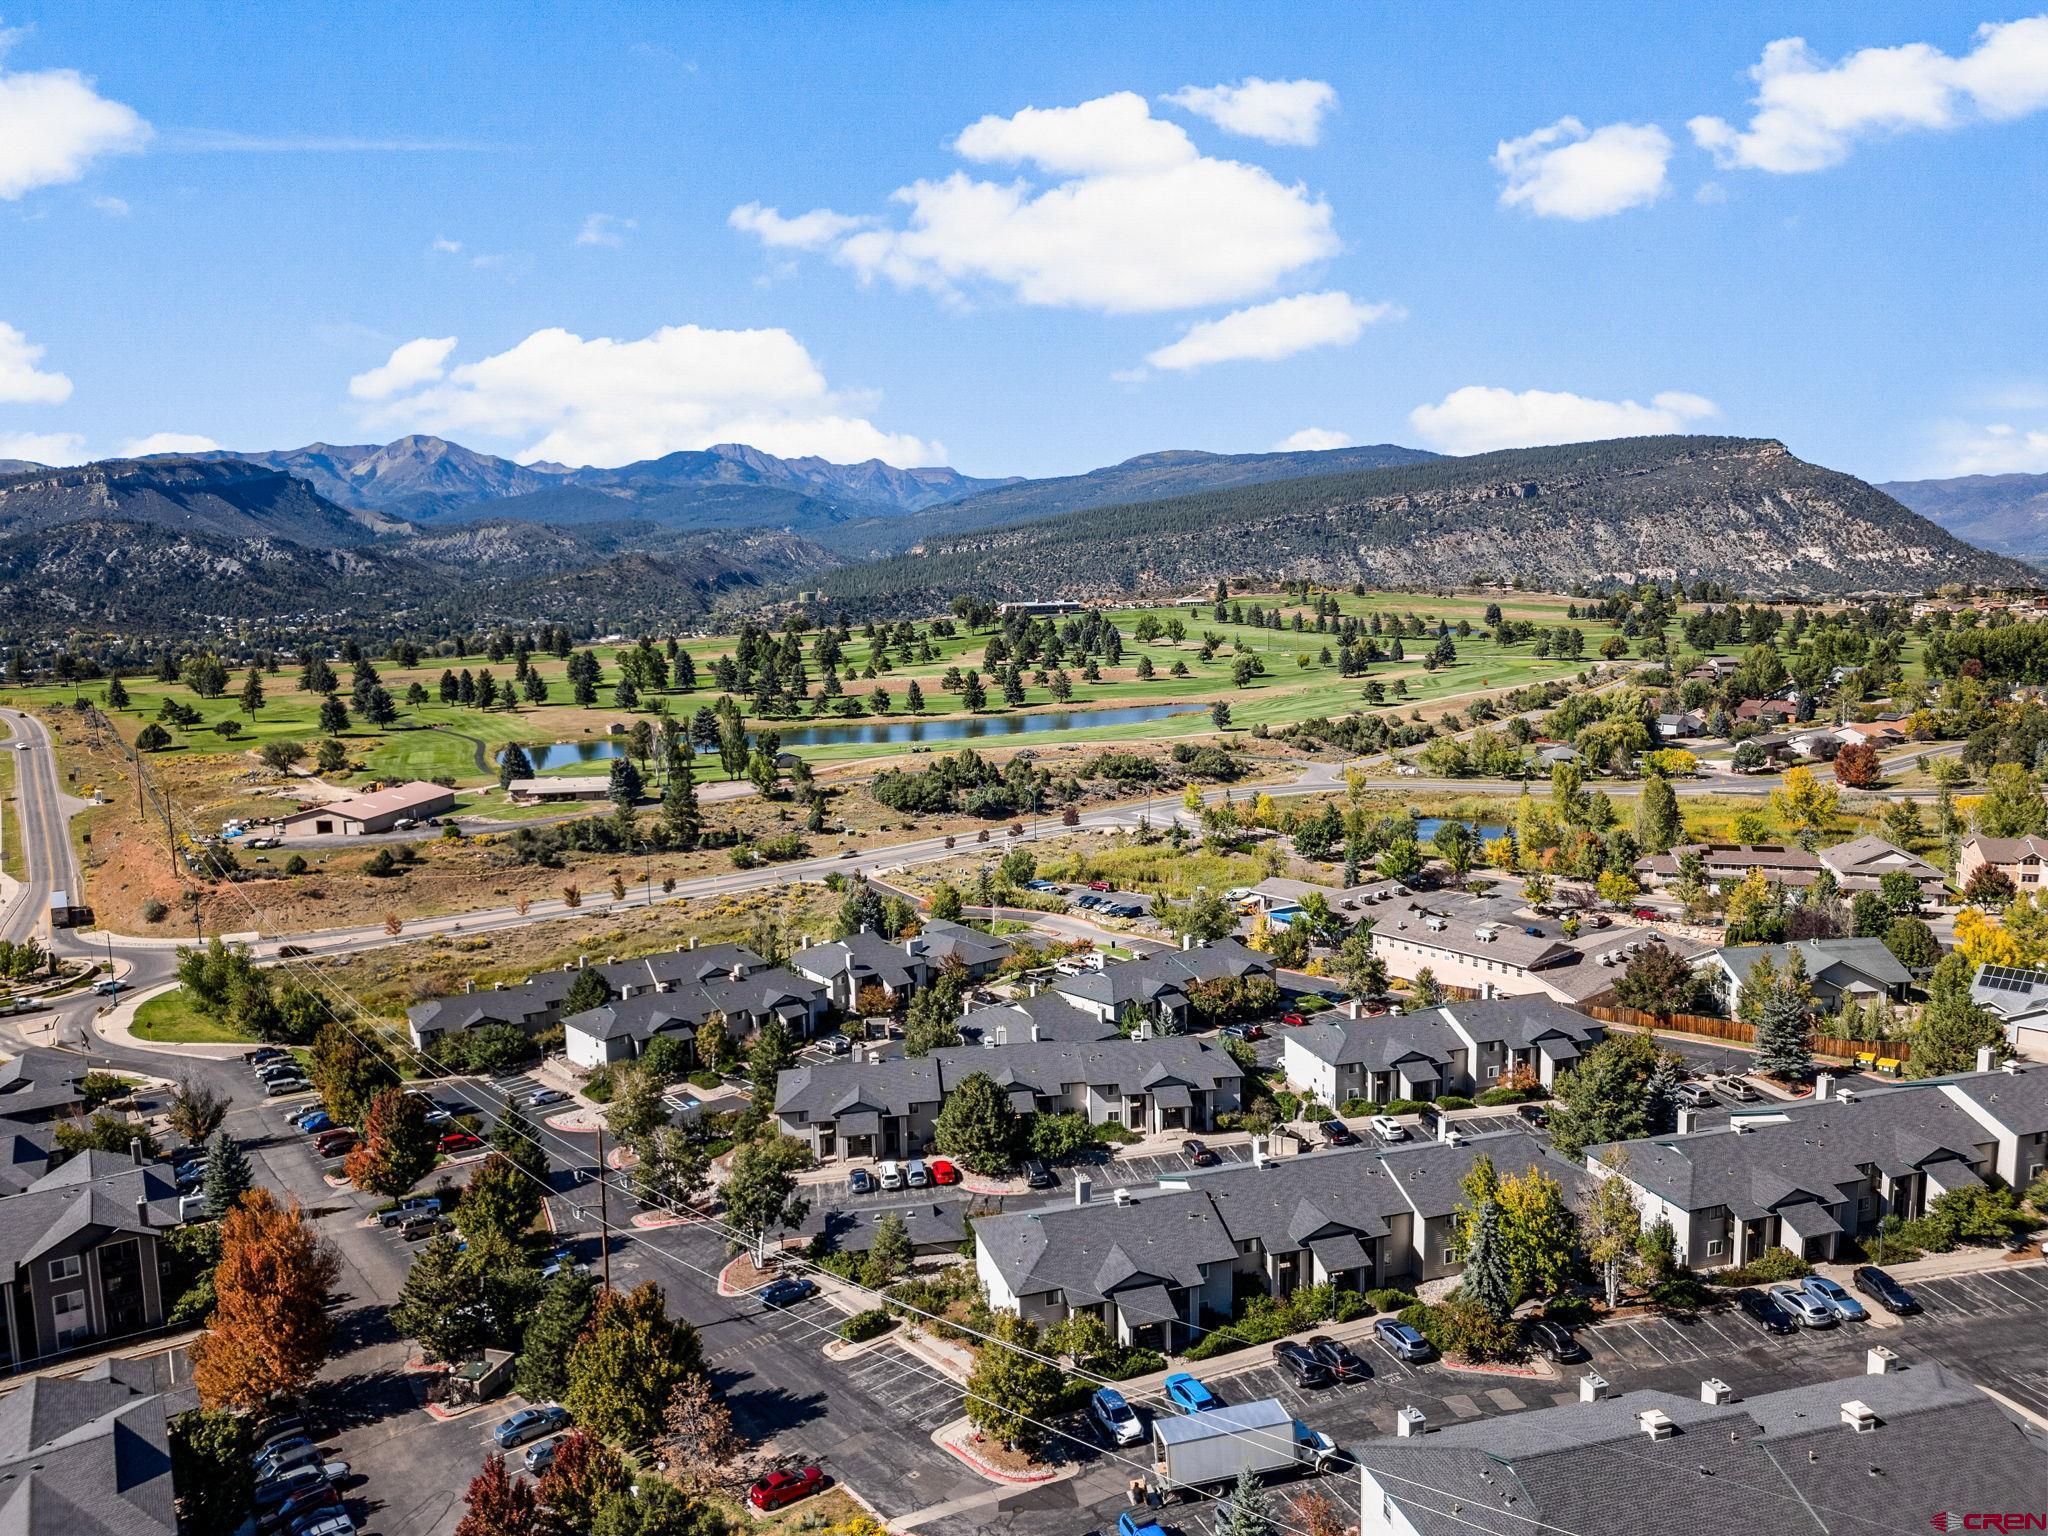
[595,1123,612,1292]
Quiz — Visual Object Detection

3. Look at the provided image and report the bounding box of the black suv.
[1271,1341,1333,1388]
[1526,1319,1583,1362]
[1738,1287,1798,1335]
[1319,1119,1359,1147]
[1852,1265,1921,1315]
[1023,1158,1056,1189]
[1306,1334,1368,1380]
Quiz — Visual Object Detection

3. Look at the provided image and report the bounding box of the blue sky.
[2,3,2046,482]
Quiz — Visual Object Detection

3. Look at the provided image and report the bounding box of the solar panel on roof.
[1977,964,2048,993]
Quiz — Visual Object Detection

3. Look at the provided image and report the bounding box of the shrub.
[1366,1288,1418,1314]
[1385,1098,1427,1115]
[140,898,169,924]
[1703,1248,1812,1287]
[1100,1347,1165,1379]
[1476,1083,1544,1106]
[840,1309,896,1343]
[1340,1097,1383,1117]
[1434,1094,1475,1111]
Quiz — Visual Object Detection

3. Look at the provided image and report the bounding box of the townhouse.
[0,1357,177,1535]
[1697,938,1912,1016]
[407,940,825,1055]
[772,1035,1244,1163]
[1587,1065,2048,1271]
[1281,996,1605,1107]
[790,920,1014,1012]
[1957,832,2048,894]
[1971,961,2048,1060]
[1633,842,1823,890]
[1050,937,1274,1033]
[0,1153,181,1369]
[974,1130,1585,1351]
[1812,833,1946,898]
[1241,874,1406,927]
[1355,1363,2048,1536]
[957,987,1118,1047]
[560,963,827,1068]
[0,1048,87,1123]
[1368,893,1708,1006]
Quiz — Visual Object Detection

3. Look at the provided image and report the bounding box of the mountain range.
[1880,472,2048,560]
[0,433,2034,636]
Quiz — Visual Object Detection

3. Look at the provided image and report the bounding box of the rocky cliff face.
[1881,471,2048,562]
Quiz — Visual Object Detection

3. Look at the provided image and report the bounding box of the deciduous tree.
[564,1282,704,1449]
[191,1190,338,1409]
[455,1453,542,1536]
[962,1313,1063,1451]
[344,1087,436,1196]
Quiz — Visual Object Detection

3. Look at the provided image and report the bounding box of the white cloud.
[117,431,219,457]
[0,42,149,200]
[90,193,128,216]
[0,322,70,404]
[348,336,457,401]
[428,235,463,254]
[576,212,637,247]
[1143,290,1394,372]
[739,91,1337,313]
[358,323,941,468]
[1273,427,1353,452]
[1493,117,1672,219]
[727,202,869,250]
[1163,77,1338,146]
[1690,16,2048,173]
[1408,385,1719,455]
[1932,421,2048,476]
[0,430,83,463]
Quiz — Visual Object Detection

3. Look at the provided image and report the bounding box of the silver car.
[1770,1284,1838,1328]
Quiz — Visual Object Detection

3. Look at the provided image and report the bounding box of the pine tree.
[239,668,265,716]
[1753,963,1814,1081]
[104,675,129,709]
[497,742,534,790]
[1644,1051,1682,1134]
[1218,1469,1274,1536]
[202,1132,253,1215]
[514,1270,597,1403]
[1458,1197,1515,1318]
[391,1234,481,1363]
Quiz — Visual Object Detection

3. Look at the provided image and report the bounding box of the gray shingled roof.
[1286,1014,1461,1073]
[561,966,821,1043]
[974,1186,1237,1306]
[1715,937,1912,993]
[0,1050,85,1119]
[958,990,1118,1047]
[0,1360,174,1535]
[0,1164,182,1285]
[1052,939,1271,1011]
[1436,995,1602,1051]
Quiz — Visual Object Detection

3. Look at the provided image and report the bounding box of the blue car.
[1118,1510,1169,1536]
[1801,1275,1868,1322]
[492,1404,570,1449]
[293,1110,334,1134]
[1163,1372,1220,1413]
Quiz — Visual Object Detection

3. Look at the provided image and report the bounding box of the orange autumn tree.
[191,1189,340,1409]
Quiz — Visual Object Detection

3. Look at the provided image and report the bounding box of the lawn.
[131,986,250,1044]
[0,751,18,883]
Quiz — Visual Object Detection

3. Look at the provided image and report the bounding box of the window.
[52,1290,88,1346]
[46,1256,81,1282]
[1486,1065,1500,1080]
[1706,1239,1725,1257]
[1441,1248,1456,1265]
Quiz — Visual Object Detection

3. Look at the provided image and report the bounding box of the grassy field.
[0,751,18,883]
[0,588,1597,789]
[131,986,248,1043]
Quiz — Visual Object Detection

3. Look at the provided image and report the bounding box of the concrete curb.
[929,1418,1071,1486]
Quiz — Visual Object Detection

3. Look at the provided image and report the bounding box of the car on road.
[265,1076,311,1096]
[1181,1138,1218,1167]
[1800,1275,1868,1322]
[527,1087,568,1107]
[758,1276,819,1308]
[492,1404,572,1450]
[927,1158,960,1185]
[1373,1318,1433,1362]
[1319,1119,1359,1147]
[523,1434,568,1476]
[1023,1157,1056,1189]
[1526,1320,1584,1362]
[846,1168,875,1195]
[1089,1387,1147,1446]
[1219,1021,1265,1041]
[1163,1373,1220,1413]
[1272,1340,1333,1388]
[1851,1265,1921,1315]
[1737,1288,1800,1334]
[1281,1011,1307,1027]
[1631,907,1660,921]
[436,1130,482,1154]
[746,1466,825,1511]
[1307,1335,1367,1380]
[90,979,127,996]
[1368,1114,1408,1144]
[904,1158,930,1188]
[875,1159,905,1191]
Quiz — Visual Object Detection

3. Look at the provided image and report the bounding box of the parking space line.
[1695,1314,1742,1349]
[1625,1324,1672,1363]
[1977,1270,2043,1307]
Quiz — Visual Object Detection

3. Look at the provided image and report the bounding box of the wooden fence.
[1582,1002,1910,1065]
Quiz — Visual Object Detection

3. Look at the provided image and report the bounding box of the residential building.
[1633,842,1822,890]
[504,775,611,803]
[1282,996,1603,1106]
[1242,875,1407,925]
[974,1130,1585,1351]
[1697,938,1912,1017]
[561,963,826,1068]
[0,1155,180,1369]
[1813,834,1945,897]
[958,988,1118,1047]
[1655,709,1705,737]
[789,1198,968,1259]
[0,1049,87,1122]
[1355,1362,2048,1536]
[279,779,455,836]
[1958,832,2048,893]
[1971,962,2048,1061]
[791,921,1014,1011]
[1368,893,1706,1006]
[773,1036,1244,1162]
[1051,938,1273,1032]
[0,1357,177,1534]
[1586,1067,2048,1270]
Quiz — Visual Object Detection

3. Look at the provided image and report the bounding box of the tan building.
[281,779,455,836]
[1958,834,2048,894]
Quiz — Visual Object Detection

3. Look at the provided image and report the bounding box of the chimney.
[689,935,698,950]
[1395,1407,1427,1438]
[1676,1107,1700,1134]
[1027,980,1038,998]
[1976,1045,1997,1073]
[1030,1023,1041,1043]
[1181,934,1193,951]
[860,923,872,936]
[464,979,476,994]
[1112,1187,1135,1207]
[493,981,504,991]
[904,936,916,957]
[129,1135,144,1167]
[2005,1059,2023,1074]
[135,1192,150,1228]
[1580,1373,1610,1403]
[1252,1136,1267,1169]
[1074,1173,1092,1206]
[960,995,974,1018]
[1637,1408,1677,1440]
[1839,1400,1879,1433]
[1814,1072,1833,1102]
[1867,1346,1902,1376]
[606,955,617,965]
[1344,998,1361,1019]
[578,955,588,969]
[1700,1378,1734,1405]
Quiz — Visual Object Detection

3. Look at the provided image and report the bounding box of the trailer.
[47,891,88,929]
[1150,1397,1339,1497]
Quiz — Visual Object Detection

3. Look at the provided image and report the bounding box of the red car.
[927,1158,961,1186]
[747,1467,824,1510]
[1281,1012,1306,1027]
[1087,879,1112,892]
[1631,907,1660,921]
[437,1130,482,1154]
[314,1131,356,1158]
